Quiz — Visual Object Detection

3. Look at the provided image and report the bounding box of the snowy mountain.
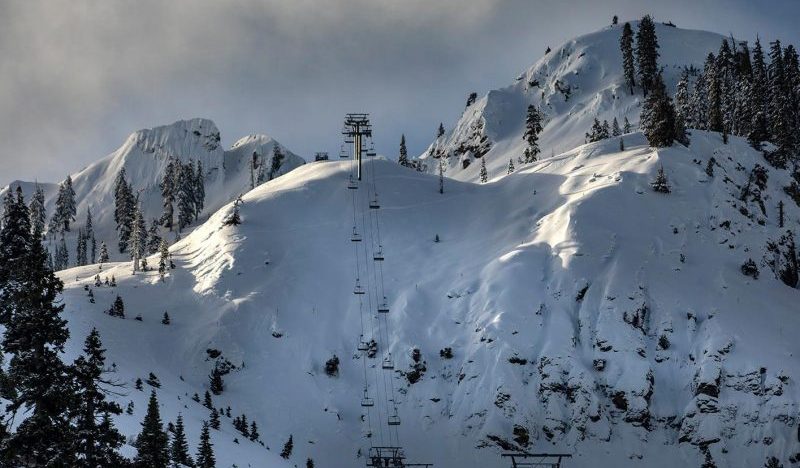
[419,21,727,182]
[1,118,304,261]
[56,127,800,467]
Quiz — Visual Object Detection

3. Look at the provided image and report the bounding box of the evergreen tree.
[249,421,259,441]
[767,40,794,166]
[177,163,195,232]
[641,73,677,147]
[466,92,478,108]
[86,207,96,263]
[209,366,224,395]
[195,422,215,468]
[307,458,314,468]
[635,15,660,95]
[521,105,543,163]
[77,228,88,266]
[99,241,110,266]
[131,203,147,272]
[71,328,126,467]
[611,117,621,136]
[479,158,488,183]
[674,112,690,146]
[170,414,193,468]
[280,435,293,459]
[158,239,169,280]
[779,200,786,228]
[507,158,515,174]
[134,390,170,468]
[147,219,162,255]
[109,295,125,318]
[675,69,693,127]
[437,123,445,138]
[114,169,135,253]
[209,408,220,430]
[438,158,444,194]
[623,116,632,133]
[398,134,409,167]
[56,234,69,270]
[194,160,205,221]
[620,22,636,93]
[2,207,76,465]
[161,312,170,325]
[705,53,724,132]
[223,197,242,226]
[51,175,77,233]
[29,182,46,238]
[0,187,31,323]
[269,144,285,181]
[203,390,213,409]
[160,158,177,231]
[650,166,671,193]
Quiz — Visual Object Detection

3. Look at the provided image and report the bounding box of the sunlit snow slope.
[59,130,800,467]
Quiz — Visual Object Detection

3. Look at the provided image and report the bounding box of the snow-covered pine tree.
[170,414,194,468]
[130,203,147,272]
[51,175,77,233]
[438,157,444,194]
[223,196,242,226]
[86,207,96,263]
[437,123,445,138]
[620,22,636,94]
[650,166,671,193]
[635,15,660,95]
[611,117,621,136]
[29,182,46,238]
[641,73,677,147]
[623,116,632,134]
[56,234,69,270]
[281,434,294,459]
[196,421,216,468]
[705,52,724,133]
[209,366,224,395]
[675,68,693,128]
[76,228,88,266]
[255,152,267,185]
[466,92,478,108]
[114,169,135,253]
[71,327,126,466]
[479,158,488,183]
[158,239,169,280]
[398,134,409,167]
[249,421,259,441]
[99,241,109,266]
[507,158,515,174]
[177,162,195,231]
[766,40,794,167]
[2,207,77,464]
[209,407,220,430]
[134,390,170,468]
[0,187,31,323]
[147,219,162,255]
[674,111,690,146]
[194,159,205,220]
[269,144,285,181]
[250,152,258,189]
[520,104,543,163]
[601,120,610,139]
[159,158,177,231]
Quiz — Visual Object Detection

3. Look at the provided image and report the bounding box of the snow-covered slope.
[420,22,727,182]
[1,118,304,261]
[58,130,800,467]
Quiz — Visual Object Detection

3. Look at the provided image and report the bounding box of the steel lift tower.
[343,113,372,180]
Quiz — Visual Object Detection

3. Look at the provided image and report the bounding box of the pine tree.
[86,207,96,263]
[437,123,445,138]
[675,69,693,128]
[209,408,220,430]
[209,366,224,395]
[706,53,724,133]
[601,120,610,139]
[193,160,205,221]
[135,390,170,468]
[177,163,195,232]
[623,116,632,133]
[203,390,213,409]
[507,158,515,174]
[161,312,170,325]
[29,182,46,238]
[521,105,543,163]
[249,421,259,441]
[767,40,794,167]
[160,158,177,231]
[131,203,147,272]
[0,187,32,323]
[466,92,478,108]
[280,434,293,459]
[147,219,162,255]
[77,228,88,266]
[650,166,671,193]
[674,112,690,146]
[250,152,258,189]
[611,117,621,136]
[269,144,285,181]
[641,73,677,147]
[307,458,315,468]
[223,197,242,226]
[50,175,77,233]
[56,234,69,270]
[620,22,636,93]
[398,134,409,167]
[99,241,110,266]
[170,414,193,468]
[109,295,125,318]
[779,200,785,228]
[158,239,169,280]
[114,169,135,253]
[438,158,444,194]
[635,15,660,95]
[1,205,76,464]
[71,328,125,467]
[479,158,488,183]
[195,421,215,468]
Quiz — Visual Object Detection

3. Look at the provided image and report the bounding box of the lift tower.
[343,113,372,180]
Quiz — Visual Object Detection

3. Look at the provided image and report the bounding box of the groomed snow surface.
[59,130,800,467]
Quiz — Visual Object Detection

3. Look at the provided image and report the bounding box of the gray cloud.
[1,0,798,186]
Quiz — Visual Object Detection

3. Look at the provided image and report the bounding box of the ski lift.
[351,227,362,242]
[361,388,375,407]
[369,195,380,209]
[339,144,349,159]
[382,353,394,369]
[366,147,377,158]
[347,175,358,190]
[377,298,389,314]
[354,279,366,295]
[357,335,369,352]
[387,407,401,426]
[373,246,384,261]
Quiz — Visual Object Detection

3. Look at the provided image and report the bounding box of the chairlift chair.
[387,408,401,426]
[377,297,389,314]
[354,279,366,295]
[382,353,394,369]
[357,335,369,352]
[373,246,384,261]
[369,195,380,209]
[351,227,362,242]
[347,175,358,190]
[361,388,375,407]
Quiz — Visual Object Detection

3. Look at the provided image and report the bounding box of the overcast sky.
[1,0,799,186]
